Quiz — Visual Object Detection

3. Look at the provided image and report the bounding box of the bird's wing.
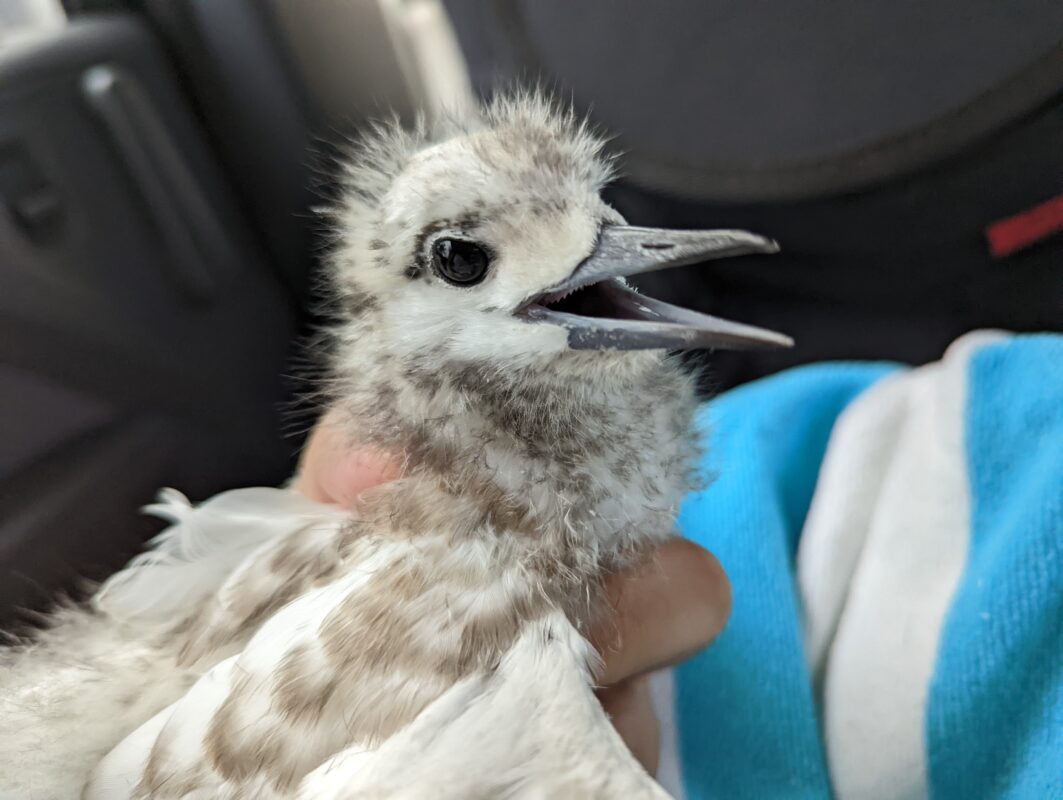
[1,489,341,800]
[84,547,412,800]
[298,611,673,800]
[94,487,346,624]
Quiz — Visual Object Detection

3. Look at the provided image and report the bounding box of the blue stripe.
[928,335,1063,799]
[676,363,897,799]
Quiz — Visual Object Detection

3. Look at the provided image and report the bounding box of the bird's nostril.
[640,243,675,251]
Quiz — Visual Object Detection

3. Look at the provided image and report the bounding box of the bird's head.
[329,94,791,378]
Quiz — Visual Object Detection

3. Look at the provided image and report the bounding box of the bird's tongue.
[521,225,794,351]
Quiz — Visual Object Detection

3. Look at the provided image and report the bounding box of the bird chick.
[2,94,789,800]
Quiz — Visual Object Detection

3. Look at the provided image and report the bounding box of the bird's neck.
[332,338,701,578]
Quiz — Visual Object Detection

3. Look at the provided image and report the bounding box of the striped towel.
[654,331,1063,799]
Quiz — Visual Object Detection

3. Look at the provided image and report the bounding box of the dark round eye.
[432,238,490,286]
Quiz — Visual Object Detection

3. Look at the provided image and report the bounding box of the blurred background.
[1,0,1061,621]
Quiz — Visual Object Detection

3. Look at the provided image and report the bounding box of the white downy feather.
[94,487,346,624]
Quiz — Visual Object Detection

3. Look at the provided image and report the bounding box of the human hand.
[293,411,731,775]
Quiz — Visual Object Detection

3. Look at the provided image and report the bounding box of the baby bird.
[0,94,789,799]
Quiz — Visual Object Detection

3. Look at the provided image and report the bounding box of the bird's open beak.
[518,225,793,351]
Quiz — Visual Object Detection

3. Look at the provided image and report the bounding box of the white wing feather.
[94,487,345,623]
[298,612,672,800]
[0,488,341,799]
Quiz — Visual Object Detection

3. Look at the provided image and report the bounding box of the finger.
[598,675,660,776]
[593,538,731,686]
[292,411,401,508]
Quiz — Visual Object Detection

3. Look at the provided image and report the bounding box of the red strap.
[985,192,1063,258]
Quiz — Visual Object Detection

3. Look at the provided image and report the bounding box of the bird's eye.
[431,239,490,286]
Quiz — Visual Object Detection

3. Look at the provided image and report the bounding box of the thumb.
[292,411,402,508]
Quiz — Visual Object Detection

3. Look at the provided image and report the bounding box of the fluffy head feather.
[327,91,624,372]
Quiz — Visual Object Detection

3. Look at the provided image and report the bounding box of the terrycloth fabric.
[656,332,1063,800]
[930,336,1063,799]
[800,331,1008,798]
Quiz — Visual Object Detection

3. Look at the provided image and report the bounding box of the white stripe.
[798,331,1005,799]
[649,668,686,800]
